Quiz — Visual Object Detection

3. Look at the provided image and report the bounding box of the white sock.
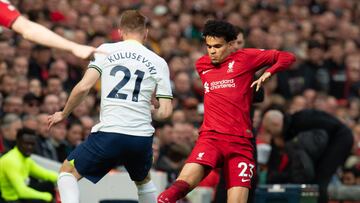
[58,172,80,203]
[136,180,157,203]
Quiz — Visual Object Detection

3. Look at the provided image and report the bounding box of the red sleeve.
[240,48,296,74]
[0,1,21,28]
[265,51,296,74]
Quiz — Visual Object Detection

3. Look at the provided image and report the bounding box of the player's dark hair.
[202,20,237,42]
[118,10,147,33]
[234,26,245,36]
[16,128,37,142]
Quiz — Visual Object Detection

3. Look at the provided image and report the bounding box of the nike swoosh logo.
[202,69,212,75]
[241,178,251,182]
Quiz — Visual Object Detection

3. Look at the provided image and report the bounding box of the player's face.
[17,134,37,157]
[205,36,233,64]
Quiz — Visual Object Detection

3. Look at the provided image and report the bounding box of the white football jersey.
[89,40,172,136]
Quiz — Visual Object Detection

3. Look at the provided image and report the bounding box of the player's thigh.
[227,186,249,203]
[123,136,153,182]
[66,132,120,183]
[223,139,255,189]
[180,137,222,188]
[185,136,222,169]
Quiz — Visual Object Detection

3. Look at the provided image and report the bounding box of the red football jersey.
[0,1,20,28]
[196,48,295,138]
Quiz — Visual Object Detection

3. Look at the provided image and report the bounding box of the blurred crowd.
[0,0,360,199]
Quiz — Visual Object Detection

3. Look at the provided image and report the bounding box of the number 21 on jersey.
[107,65,145,102]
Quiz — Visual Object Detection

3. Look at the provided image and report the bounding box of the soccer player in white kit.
[48,10,173,203]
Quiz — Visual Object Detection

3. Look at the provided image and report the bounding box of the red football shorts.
[186,131,255,189]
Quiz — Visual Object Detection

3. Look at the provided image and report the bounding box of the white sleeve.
[88,44,107,75]
[155,60,173,99]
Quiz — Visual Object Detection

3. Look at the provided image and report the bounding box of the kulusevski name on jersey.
[107,52,157,75]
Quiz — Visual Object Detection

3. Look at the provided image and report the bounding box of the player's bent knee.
[60,160,75,172]
[135,173,151,185]
[60,159,82,180]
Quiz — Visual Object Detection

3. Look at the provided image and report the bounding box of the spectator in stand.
[48,59,74,92]
[48,121,68,162]
[22,115,38,130]
[0,114,22,154]
[342,167,358,186]
[173,71,196,108]
[275,59,316,99]
[28,46,52,84]
[345,53,360,98]
[34,114,57,161]
[23,93,42,117]
[44,76,63,96]
[262,109,354,203]
[79,116,94,139]
[28,78,43,98]
[287,95,308,114]
[41,94,61,115]
[325,42,346,99]
[65,122,83,155]
[10,56,29,79]
[0,61,8,79]
[306,41,330,91]
[171,110,186,124]
[0,74,17,98]
[0,128,58,203]
[2,95,23,116]
[303,89,317,109]
[15,77,30,98]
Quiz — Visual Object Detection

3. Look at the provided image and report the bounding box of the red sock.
[157,180,191,203]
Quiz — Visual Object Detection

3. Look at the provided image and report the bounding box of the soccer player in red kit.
[157,20,296,203]
[0,0,96,59]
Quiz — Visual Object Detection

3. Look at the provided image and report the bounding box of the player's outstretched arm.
[152,98,173,121]
[48,68,100,129]
[12,16,96,59]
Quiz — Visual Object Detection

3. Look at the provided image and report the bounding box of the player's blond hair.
[118,10,147,33]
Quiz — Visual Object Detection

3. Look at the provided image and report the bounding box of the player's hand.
[71,44,96,59]
[71,44,109,60]
[48,111,66,130]
[251,72,271,91]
